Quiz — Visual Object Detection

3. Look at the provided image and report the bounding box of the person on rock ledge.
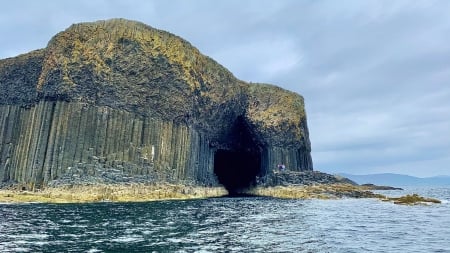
[277,164,286,171]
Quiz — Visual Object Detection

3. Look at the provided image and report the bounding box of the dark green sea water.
[1,187,450,252]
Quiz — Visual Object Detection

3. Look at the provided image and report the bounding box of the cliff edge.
[0,19,312,193]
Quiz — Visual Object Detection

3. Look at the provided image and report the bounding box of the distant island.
[339,173,450,187]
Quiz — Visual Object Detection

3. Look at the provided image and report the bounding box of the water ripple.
[1,188,450,252]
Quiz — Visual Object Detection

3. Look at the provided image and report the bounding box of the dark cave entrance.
[213,116,262,195]
[214,149,261,194]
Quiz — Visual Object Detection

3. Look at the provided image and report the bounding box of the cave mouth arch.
[214,149,261,195]
[213,116,262,195]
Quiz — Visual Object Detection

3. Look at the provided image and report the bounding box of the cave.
[213,116,262,195]
[214,149,261,195]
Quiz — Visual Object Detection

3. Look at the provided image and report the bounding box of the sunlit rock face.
[0,19,312,192]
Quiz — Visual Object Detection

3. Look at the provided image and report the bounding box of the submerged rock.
[0,19,312,191]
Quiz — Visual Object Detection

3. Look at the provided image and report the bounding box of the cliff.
[0,19,312,193]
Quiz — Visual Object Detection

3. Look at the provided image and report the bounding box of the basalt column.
[0,101,217,189]
[0,19,313,189]
[245,84,313,178]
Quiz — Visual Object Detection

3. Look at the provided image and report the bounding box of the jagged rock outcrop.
[261,171,357,187]
[0,19,312,192]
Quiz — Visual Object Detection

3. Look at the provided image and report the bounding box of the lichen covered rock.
[0,19,312,191]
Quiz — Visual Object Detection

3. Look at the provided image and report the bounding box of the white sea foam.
[13,234,49,240]
[86,248,103,253]
[111,235,144,243]
[7,247,30,252]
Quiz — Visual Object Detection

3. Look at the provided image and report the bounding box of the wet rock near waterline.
[259,170,358,187]
[249,183,385,200]
[0,184,228,203]
[382,194,441,205]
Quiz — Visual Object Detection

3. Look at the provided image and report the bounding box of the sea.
[1,186,449,253]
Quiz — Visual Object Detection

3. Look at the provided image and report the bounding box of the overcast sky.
[1,0,449,177]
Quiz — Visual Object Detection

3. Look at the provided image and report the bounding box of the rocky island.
[0,19,311,194]
[0,19,440,205]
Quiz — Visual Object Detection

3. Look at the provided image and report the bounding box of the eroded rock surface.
[0,19,312,191]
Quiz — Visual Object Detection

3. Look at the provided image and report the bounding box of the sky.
[1,0,449,177]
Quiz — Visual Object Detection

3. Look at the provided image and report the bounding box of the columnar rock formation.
[0,19,312,192]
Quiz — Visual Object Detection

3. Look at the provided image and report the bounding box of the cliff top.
[0,18,309,147]
[38,18,236,91]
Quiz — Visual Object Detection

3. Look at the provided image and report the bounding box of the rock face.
[261,171,357,187]
[0,19,313,192]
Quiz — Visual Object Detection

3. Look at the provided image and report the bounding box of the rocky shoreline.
[0,170,441,205]
[258,170,358,186]
[0,183,228,203]
[249,183,385,200]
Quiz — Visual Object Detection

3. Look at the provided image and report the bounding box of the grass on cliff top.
[0,184,227,203]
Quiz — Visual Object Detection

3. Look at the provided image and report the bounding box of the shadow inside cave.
[214,149,261,195]
[213,116,262,196]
